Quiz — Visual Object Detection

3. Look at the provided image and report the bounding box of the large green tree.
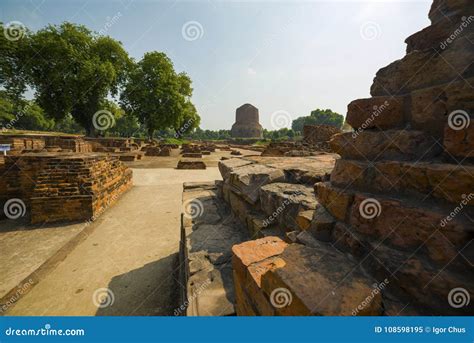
[20,22,131,136]
[291,108,344,132]
[121,52,199,139]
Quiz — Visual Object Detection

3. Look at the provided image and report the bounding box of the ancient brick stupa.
[230,103,263,139]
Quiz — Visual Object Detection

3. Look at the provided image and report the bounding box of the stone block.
[330,130,442,161]
[315,182,354,222]
[349,193,472,265]
[347,96,405,130]
[411,78,474,136]
[331,158,474,206]
[177,159,206,169]
[182,153,202,158]
[229,164,285,204]
[232,237,288,315]
[260,243,383,315]
[309,206,336,242]
[259,183,317,231]
[218,158,254,181]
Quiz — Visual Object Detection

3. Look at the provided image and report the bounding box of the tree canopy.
[291,109,344,132]
[121,52,199,139]
[21,23,131,136]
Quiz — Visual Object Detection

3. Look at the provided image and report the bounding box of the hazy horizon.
[1,0,432,130]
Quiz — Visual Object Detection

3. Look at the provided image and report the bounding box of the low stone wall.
[0,135,93,153]
[303,125,341,144]
[179,182,248,316]
[0,153,132,224]
[0,135,45,153]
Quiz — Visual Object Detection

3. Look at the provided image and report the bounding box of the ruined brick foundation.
[0,153,132,224]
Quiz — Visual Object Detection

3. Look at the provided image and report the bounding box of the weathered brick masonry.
[0,153,132,224]
[227,0,473,316]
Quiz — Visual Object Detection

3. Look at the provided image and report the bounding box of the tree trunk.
[147,128,154,141]
[86,124,97,138]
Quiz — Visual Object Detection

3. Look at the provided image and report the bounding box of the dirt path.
[7,168,222,316]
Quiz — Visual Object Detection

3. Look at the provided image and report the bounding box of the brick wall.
[0,153,132,224]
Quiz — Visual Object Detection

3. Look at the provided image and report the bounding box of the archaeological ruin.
[1,0,472,323]
[178,0,473,317]
[230,104,264,139]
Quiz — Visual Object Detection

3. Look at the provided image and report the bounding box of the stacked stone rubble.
[318,0,474,316]
[217,154,337,242]
[230,0,473,316]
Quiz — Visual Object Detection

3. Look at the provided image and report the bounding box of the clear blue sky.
[1,0,432,130]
